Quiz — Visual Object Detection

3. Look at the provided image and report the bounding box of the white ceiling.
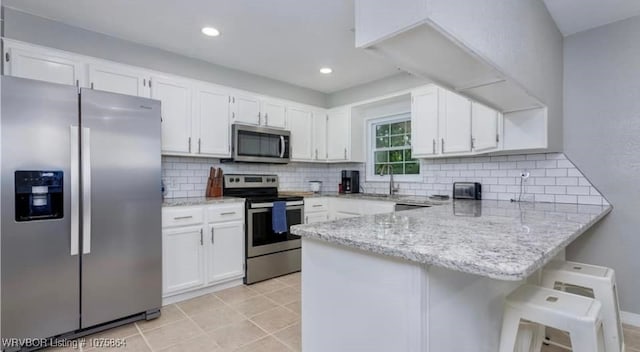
[4,0,400,93]
[543,0,640,36]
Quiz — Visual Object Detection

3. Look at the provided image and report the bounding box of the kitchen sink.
[394,203,431,211]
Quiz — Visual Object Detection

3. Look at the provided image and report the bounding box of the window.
[368,114,420,181]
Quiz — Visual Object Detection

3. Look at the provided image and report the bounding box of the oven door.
[233,124,290,163]
[247,201,302,257]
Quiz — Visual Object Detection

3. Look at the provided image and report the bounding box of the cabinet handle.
[258,112,261,125]
[188,137,192,153]
[441,138,445,152]
[211,227,214,244]
[90,82,94,89]
[265,113,269,125]
[200,228,203,246]
[76,80,79,87]
[232,112,235,119]
[315,149,318,160]
[174,215,193,220]
[143,78,146,87]
[305,216,309,224]
[312,204,323,208]
[432,139,436,154]
[344,148,347,160]
[220,211,236,216]
[198,138,201,153]
[471,136,475,150]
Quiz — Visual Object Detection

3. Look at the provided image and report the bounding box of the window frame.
[366,112,421,183]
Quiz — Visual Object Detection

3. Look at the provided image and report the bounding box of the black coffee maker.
[340,170,360,194]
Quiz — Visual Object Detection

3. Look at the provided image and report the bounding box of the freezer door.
[80,88,162,327]
[1,76,81,340]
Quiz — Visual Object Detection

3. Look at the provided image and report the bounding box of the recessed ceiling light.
[201,27,220,37]
[320,67,333,74]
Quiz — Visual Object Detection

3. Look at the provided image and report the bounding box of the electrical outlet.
[521,171,530,181]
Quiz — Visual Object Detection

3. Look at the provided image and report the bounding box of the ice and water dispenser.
[15,170,64,221]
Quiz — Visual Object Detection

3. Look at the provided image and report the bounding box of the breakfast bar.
[291,200,612,352]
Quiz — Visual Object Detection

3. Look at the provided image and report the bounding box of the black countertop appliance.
[341,170,360,194]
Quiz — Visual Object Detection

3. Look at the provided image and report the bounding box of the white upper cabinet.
[287,107,314,161]
[440,90,472,154]
[471,102,500,152]
[312,111,328,161]
[193,84,231,157]
[326,108,350,161]
[88,63,150,97]
[411,86,440,157]
[151,75,192,154]
[5,46,84,87]
[231,95,260,126]
[261,100,287,129]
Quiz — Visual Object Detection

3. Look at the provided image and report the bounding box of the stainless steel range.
[223,174,303,284]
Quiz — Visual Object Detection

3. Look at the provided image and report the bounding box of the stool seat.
[500,284,606,352]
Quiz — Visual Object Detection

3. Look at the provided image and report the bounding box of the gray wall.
[2,8,327,107]
[564,15,640,314]
[428,0,564,152]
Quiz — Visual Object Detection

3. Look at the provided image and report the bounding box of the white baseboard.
[621,311,640,327]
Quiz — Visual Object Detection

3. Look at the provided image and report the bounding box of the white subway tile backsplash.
[161,152,607,206]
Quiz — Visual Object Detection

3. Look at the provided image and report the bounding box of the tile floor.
[41,271,640,351]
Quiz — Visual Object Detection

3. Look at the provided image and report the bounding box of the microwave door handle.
[279,136,285,158]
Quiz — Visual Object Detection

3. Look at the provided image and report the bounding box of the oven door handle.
[279,136,285,158]
[250,200,304,209]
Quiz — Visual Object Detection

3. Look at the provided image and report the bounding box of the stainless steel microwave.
[231,124,290,164]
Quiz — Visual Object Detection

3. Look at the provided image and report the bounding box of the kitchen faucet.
[379,164,400,196]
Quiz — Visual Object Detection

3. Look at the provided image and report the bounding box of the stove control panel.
[223,174,279,189]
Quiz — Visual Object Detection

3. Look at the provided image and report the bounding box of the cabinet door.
[471,102,500,152]
[312,111,328,161]
[288,107,314,160]
[88,63,150,97]
[305,212,329,224]
[440,90,472,154]
[261,100,287,128]
[194,85,231,157]
[411,87,440,156]
[232,95,260,125]
[163,226,205,295]
[326,109,350,161]
[208,221,245,284]
[7,46,83,86]
[151,76,192,154]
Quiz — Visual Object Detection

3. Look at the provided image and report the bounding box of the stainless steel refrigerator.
[1,76,162,348]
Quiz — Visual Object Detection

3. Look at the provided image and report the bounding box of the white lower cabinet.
[162,225,205,294]
[207,221,245,284]
[162,202,245,300]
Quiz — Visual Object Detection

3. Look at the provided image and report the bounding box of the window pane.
[405,121,411,133]
[404,149,412,161]
[389,150,404,162]
[376,124,390,137]
[375,163,389,175]
[376,136,389,148]
[390,135,409,147]
[390,122,405,135]
[375,151,388,162]
[392,164,404,175]
[405,162,420,174]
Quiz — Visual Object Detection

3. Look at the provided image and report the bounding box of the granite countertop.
[280,191,449,207]
[162,196,245,207]
[291,200,612,281]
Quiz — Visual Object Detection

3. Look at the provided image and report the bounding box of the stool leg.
[571,323,603,352]
[499,310,522,352]
[593,285,624,352]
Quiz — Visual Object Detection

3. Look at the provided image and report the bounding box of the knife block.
[206,177,222,198]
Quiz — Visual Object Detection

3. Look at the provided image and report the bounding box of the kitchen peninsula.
[291,200,611,352]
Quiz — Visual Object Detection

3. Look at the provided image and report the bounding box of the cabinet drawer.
[162,207,204,228]
[304,197,329,212]
[207,204,244,223]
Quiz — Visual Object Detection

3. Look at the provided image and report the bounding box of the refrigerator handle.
[82,127,92,255]
[70,126,80,256]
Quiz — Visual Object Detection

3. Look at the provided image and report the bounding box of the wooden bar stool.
[541,260,625,352]
[499,284,606,352]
